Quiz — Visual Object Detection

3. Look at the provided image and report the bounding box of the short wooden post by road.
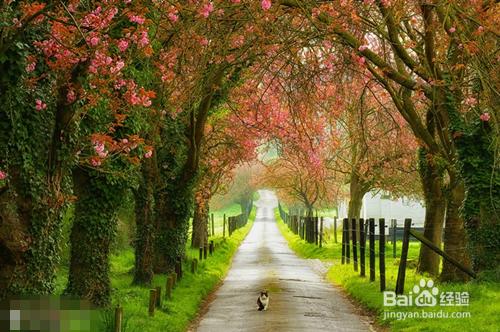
[223,214,226,238]
[203,244,208,259]
[175,257,183,280]
[345,218,350,264]
[148,289,156,317]
[359,218,366,277]
[391,219,397,258]
[211,213,215,236]
[315,216,319,245]
[171,272,177,286]
[155,286,161,307]
[369,218,375,282]
[333,216,338,243]
[351,218,358,272]
[191,258,198,273]
[165,275,173,300]
[319,217,324,248]
[341,218,346,264]
[379,218,386,292]
[209,240,214,255]
[114,305,122,332]
[395,219,412,294]
[199,246,203,261]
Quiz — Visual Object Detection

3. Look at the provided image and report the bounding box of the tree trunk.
[133,158,157,285]
[0,183,63,299]
[417,150,445,276]
[440,176,471,282]
[191,199,208,249]
[455,121,500,272]
[66,168,125,307]
[154,187,191,274]
[348,171,368,241]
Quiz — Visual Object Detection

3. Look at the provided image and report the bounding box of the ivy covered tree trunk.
[133,157,157,285]
[417,149,446,276]
[444,84,498,275]
[0,180,64,299]
[191,198,208,249]
[0,79,75,299]
[154,186,191,273]
[456,122,500,272]
[66,168,125,307]
[440,176,471,282]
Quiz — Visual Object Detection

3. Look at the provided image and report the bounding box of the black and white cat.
[257,290,269,311]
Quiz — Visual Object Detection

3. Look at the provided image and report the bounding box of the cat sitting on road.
[257,290,269,311]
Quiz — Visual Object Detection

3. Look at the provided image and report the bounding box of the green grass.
[274,209,500,332]
[203,203,243,236]
[110,207,255,332]
[56,207,255,332]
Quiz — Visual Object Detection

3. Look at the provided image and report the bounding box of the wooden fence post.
[395,219,412,294]
[204,244,208,259]
[155,286,162,307]
[341,218,346,264]
[392,219,397,258]
[171,272,177,286]
[344,218,350,264]
[351,218,358,272]
[379,218,386,292]
[211,213,215,236]
[166,276,173,300]
[333,216,338,243]
[199,247,203,261]
[369,218,375,282]
[359,218,366,277]
[223,214,226,238]
[149,289,156,316]
[319,217,324,248]
[114,305,122,332]
[191,259,197,273]
[209,240,214,255]
[315,216,319,245]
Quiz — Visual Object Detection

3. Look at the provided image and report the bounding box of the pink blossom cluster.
[35,99,47,111]
[124,81,154,107]
[81,6,118,30]
[128,29,150,48]
[117,39,129,52]
[0,170,7,180]
[199,2,214,18]
[261,0,272,10]
[168,6,179,22]
[129,15,145,25]
[94,141,108,158]
[480,113,490,122]
[34,39,80,69]
[90,157,102,167]
[89,51,114,74]
[26,60,36,73]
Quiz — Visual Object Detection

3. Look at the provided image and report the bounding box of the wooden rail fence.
[278,203,476,296]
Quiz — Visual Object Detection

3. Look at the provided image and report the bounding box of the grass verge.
[107,207,256,332]
[274,209,499,332]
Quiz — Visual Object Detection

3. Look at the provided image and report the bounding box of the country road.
[194,190,373,332]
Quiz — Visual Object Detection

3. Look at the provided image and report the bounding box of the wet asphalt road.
[195,190,372,332]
